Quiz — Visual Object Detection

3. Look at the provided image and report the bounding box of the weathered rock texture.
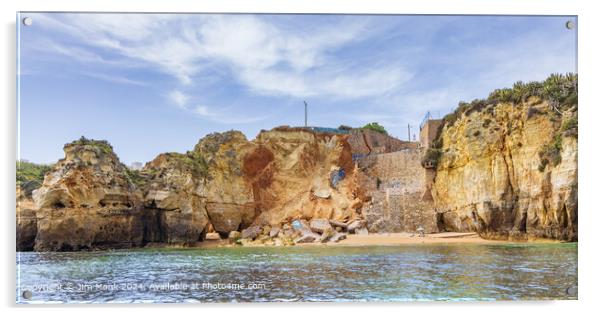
[22,127,366,251]
[194,131,257,234]
[17,88,578,250]
[16,189,37,251]
[433,98,578,241]
[141,152,210,244]
[31,140,147,251]
[249,127,363,226]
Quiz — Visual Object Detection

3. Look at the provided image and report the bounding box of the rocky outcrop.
[248,127,363,227]
[31,139,147,251]
[22,127,367,251]
[194,131,257,234]
[433,98,578,241]
[18,75,578,250]
[141,152,210,244]
[16,189,37,251]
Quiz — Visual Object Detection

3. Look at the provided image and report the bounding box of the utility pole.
[303,100,308,127]
[407,124,411,141]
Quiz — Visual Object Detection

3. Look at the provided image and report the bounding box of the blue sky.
[18,13,577,165]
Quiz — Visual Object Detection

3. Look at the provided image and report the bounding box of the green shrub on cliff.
[17,160,53,196]
[124,168,148,187]
[442,111,460,127]
[560,115,579,138]
[421,148,442,169]
[445,73,577,128]
[538,134,563,172]
[163,151,209,179]
[361,122,388,135]
[71,136,114,155]
[562,117,578,129]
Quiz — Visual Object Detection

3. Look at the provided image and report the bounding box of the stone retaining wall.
[358,149,439,233]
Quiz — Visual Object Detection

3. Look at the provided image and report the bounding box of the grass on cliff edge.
[17,160,53,197]
[426,73,578,171]
[361,122,388,135]
[70,136,114,155]
[442,73,578,128]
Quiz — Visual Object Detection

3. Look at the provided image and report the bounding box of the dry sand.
[149,232,559,250]
[334,232,503,246]
[185,232,514,249]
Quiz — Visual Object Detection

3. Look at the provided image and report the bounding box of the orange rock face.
[23,128,366,250]
[248,128,363,227]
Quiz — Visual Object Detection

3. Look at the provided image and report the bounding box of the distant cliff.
[432,74,578,241]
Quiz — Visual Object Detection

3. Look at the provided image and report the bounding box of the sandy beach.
[334,232,504,246]
[168,232,527,249]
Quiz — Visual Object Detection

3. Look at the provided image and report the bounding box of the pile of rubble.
[229,218,369,246]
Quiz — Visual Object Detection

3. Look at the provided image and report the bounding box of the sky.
[17,13,577,165]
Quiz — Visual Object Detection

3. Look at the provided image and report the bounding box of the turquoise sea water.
[16,243,577,303]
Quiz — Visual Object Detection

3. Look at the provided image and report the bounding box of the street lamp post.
[304,100,308,127]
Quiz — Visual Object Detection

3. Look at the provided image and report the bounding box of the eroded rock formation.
[23,127,365,251]
[17,76,578,250]
[433,98,578,241]
[16,188,37,251]
[249,127,362,227]
[31,139,146,251]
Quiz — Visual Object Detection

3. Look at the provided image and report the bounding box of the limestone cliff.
[193,131,257,234]
[17,75,578,250]
[23,128,365,251]
[140,151,210,244]
[16,188,37,251]
[249,127,362,226]
[433,95,577,241]
[31,138,146,251]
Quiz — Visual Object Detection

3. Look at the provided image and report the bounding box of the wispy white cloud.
[79,72,147,86]
[31,13,411,100]
[25,13,575,136]
[166,90,189,109]
[29,38,141,69]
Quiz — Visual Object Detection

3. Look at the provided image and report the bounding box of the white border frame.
[2,1,600,315]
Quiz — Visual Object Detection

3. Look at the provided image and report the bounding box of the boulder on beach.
[329,219,348,229]
[241,226,262,240]
[205,232,221,240]
[355,227,369,235]
[319,227,336,243]
[295,233,318,244]
[329,232,347,243]
[310,218,332,233]
[228,231,241,242]
[347,220,367,233]
[269,227,280,238]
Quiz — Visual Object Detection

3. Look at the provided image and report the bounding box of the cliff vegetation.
[432,73,578,241]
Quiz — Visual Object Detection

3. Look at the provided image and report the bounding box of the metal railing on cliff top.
[419,111,433,130]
